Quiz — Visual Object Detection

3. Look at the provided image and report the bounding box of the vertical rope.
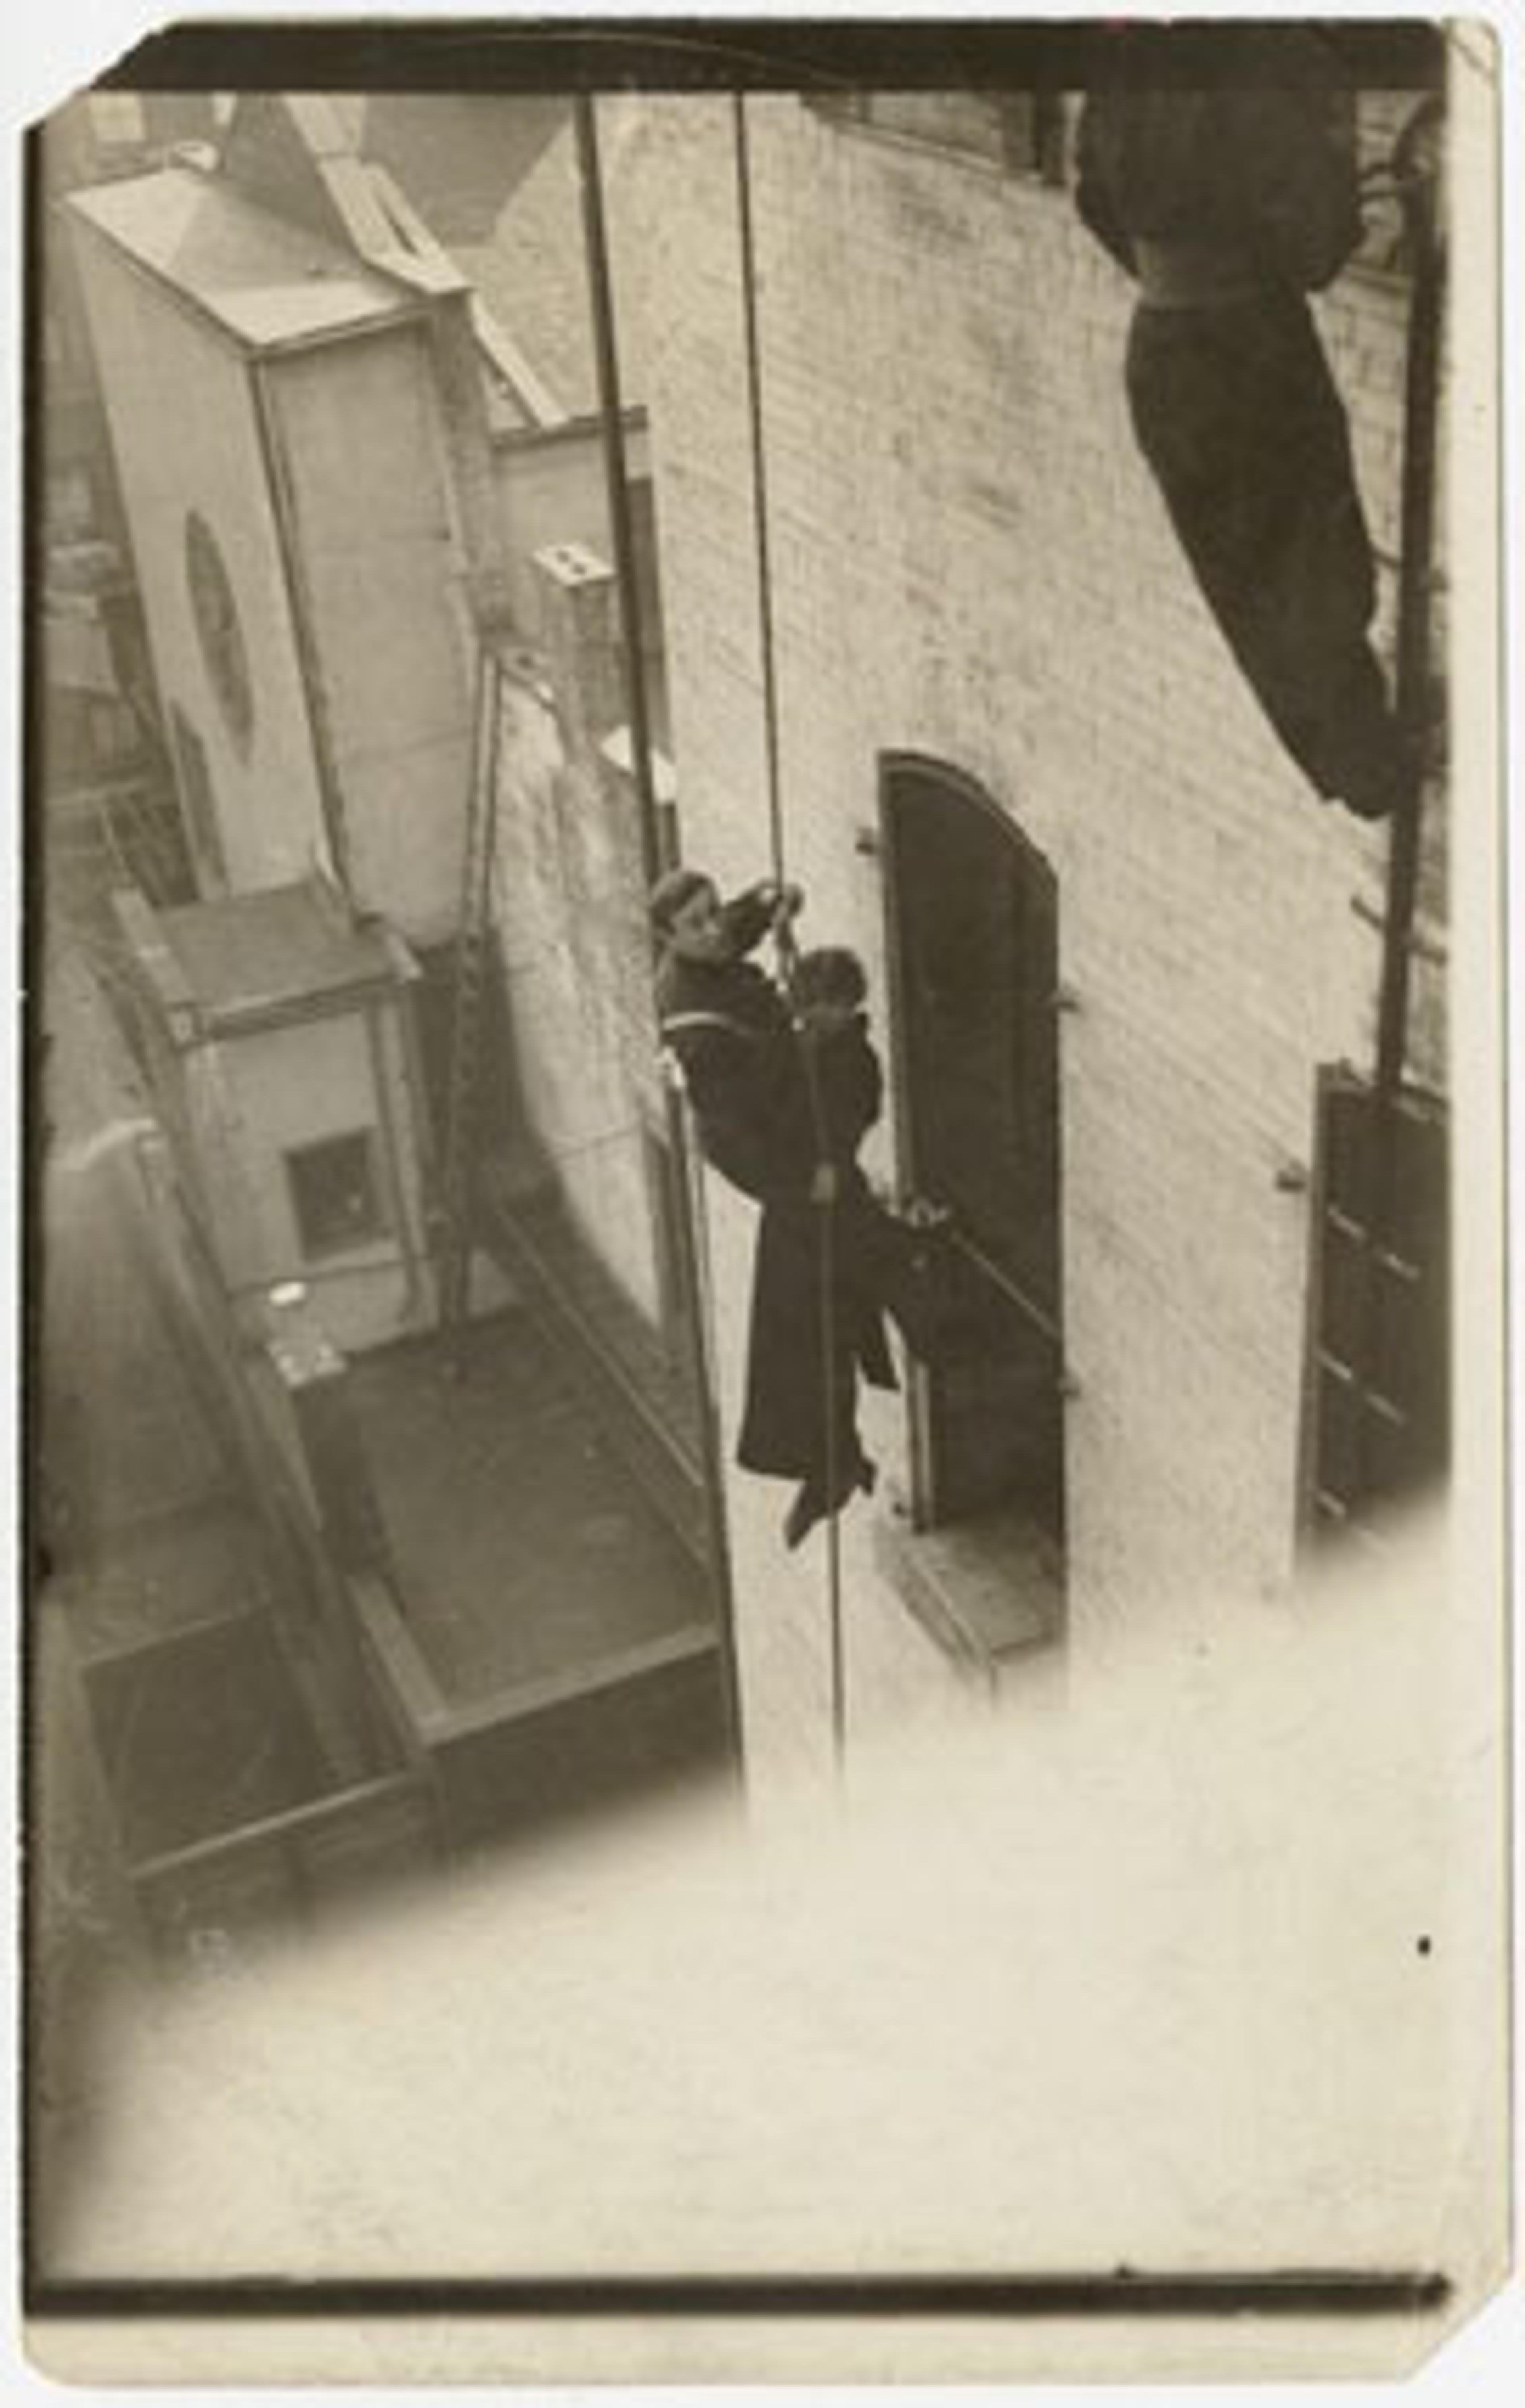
[734,93,847,1771]
[577,93,747,1771]
[668,1054,747,1760]
[733,94,788,895]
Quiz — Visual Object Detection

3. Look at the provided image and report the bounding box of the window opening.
[285,1130,390,1261]
[168,702,227,892]
[1299,1067,1449,1538]
[185,509,254,752]
[881,754,1066,1544]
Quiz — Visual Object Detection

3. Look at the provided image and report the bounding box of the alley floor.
[35,914,720,1906]
[347,1313,713,1705]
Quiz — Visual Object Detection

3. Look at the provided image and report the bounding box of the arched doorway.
[880,754,1066,1547]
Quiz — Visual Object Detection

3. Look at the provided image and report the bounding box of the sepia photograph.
[17,12,1513,2384]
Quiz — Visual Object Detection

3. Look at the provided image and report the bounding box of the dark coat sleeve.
[1075,97,1138,276]
[676,1022,798,1204]
[720,883,781,960]
[847,1038,884,1155]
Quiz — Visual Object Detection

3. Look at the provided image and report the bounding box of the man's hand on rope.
[762,879,804,932]
[810,1163,839,1207]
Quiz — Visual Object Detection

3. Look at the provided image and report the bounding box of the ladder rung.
[1317,1353,1410,1429]
[1376,1247,1422,1284]
[1326,1203,1366,1243]
[1313,1494,1394,1557]
[1349,892,1449,962]
[1322,1205,1422,1281]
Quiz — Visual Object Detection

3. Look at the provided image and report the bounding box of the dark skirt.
[736,1187,897,1484]
[1125,292,1405,818]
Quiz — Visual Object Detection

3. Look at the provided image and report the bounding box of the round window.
[185,511,253,749]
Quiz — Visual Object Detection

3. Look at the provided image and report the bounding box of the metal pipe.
[732,99,851,1772]
[573,95,662,889]
[1374,95,1445,1110]
[1350,94,1446,1523]
[573,93,747,1778]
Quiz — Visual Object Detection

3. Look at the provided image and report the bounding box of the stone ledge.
[872,1500,1064,1684]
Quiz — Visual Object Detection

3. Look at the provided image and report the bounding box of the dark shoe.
[783,1456,874,1549]
[784,1482,824,1551]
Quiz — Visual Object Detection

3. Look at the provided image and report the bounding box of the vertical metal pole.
[1352,102,1445,1518]
[734,98,849,1772]
[573,95,662,891]
[1374,101,1444,1110]
[574,93,747,1777]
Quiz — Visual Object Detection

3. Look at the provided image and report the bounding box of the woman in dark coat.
[652,875,932,1547]
[734,948,900,1550]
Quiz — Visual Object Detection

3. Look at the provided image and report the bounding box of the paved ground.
[348,1314,711,1704]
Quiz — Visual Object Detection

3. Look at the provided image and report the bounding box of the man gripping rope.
[652,871,963,1546]
[651,865,802,1200]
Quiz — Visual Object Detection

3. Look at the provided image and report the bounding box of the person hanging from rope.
[732,946,899,1550]
[1075,24,1409,822]
[654,869,967,1544]
[651,864,803,1198]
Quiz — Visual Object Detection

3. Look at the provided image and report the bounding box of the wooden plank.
[469,298,570,430]
[318,154,408,262]
[129,1768,432,1887]
[422,1623,720,1749]
[349,1569,448,1737]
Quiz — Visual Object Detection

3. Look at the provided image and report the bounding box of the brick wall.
[489,547,666,1320]
[620,95,1438,1794]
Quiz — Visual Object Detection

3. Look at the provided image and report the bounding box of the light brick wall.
[620,97,1434,1792]
[489,549,666,1320]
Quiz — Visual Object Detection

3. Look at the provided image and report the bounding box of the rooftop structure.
[139,878,415,1041]
[66,163,430,351]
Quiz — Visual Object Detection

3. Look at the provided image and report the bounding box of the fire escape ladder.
[1305,94,1450,1541]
